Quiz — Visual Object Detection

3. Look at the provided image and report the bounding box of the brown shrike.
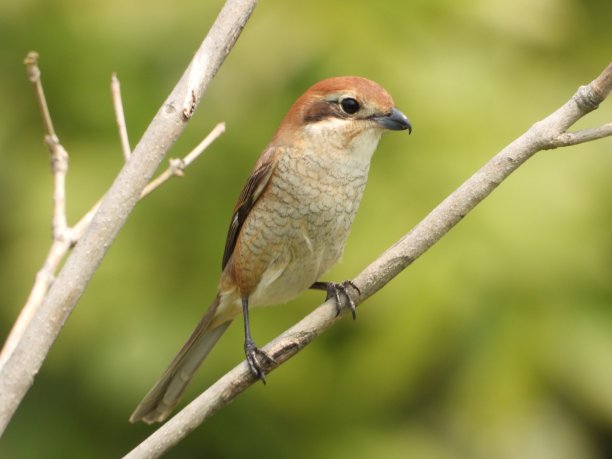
[130,76,411,424]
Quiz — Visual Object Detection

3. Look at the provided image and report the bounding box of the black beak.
[374,107,412,133]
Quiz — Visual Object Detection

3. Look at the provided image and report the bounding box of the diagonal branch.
[0,0,258,436]
[124,62,612,459]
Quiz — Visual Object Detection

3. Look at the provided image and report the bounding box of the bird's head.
[273,76,411,157]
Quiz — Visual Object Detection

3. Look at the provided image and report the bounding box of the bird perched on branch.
[130,76,411,424]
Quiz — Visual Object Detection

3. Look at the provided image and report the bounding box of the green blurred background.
[1,0,611,457]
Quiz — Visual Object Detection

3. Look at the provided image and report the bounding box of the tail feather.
[130,297,232,424]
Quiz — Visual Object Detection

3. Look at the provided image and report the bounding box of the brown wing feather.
[221,147,277,269]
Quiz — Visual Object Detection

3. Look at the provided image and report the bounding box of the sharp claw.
[340,281,360,319]
[334,289,342,311]
[247,355,265,383]
[345,292,357,320]
[245,340,275,383]
[324,281,360,320]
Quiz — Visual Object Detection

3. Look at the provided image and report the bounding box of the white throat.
[303,117,383,165]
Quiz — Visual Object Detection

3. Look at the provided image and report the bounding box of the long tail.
[129,296,232,424]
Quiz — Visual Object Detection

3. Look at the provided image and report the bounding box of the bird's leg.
[310,281,361,319]
[242,296,275,383]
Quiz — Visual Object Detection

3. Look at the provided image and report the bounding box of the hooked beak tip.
[375,107,412,133]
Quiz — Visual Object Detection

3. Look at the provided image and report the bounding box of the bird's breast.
[231,145,372,307]
[272,146,370,252]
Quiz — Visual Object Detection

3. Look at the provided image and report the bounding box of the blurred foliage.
[1,0,611,457]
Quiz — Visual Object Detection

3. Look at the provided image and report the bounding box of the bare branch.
[141,122,226,198]
[24,52,56,138]
[0,0,257,435]
[24,52,71,239]
[112,73,132,160]
[591,62,612,100]
[0,54,77,372]
[124,62,612,459]
[46,136,70,239]
[547,123,612,148]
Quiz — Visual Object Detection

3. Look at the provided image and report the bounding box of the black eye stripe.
[339,97,360,115]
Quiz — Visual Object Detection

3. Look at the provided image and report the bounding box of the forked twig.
[0,73,225,370]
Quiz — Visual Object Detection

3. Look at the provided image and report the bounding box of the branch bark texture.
[0,0,258,435]
[124,62,612,458]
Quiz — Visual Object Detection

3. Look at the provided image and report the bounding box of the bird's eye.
[340,97,360,115]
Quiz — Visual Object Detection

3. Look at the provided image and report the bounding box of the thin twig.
[70,122,225,238]
[141,122,226,198]
[547,123,612,148]
[124,62,612,459]
[24,52,56,138]
[24,52,70,239]
[112,73,132,160]
[46,136,70,239]
[0,55,75,370]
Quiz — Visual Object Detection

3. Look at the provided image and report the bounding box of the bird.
[130,76,411,424]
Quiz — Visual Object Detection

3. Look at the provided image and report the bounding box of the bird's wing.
[222,146,277,270]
